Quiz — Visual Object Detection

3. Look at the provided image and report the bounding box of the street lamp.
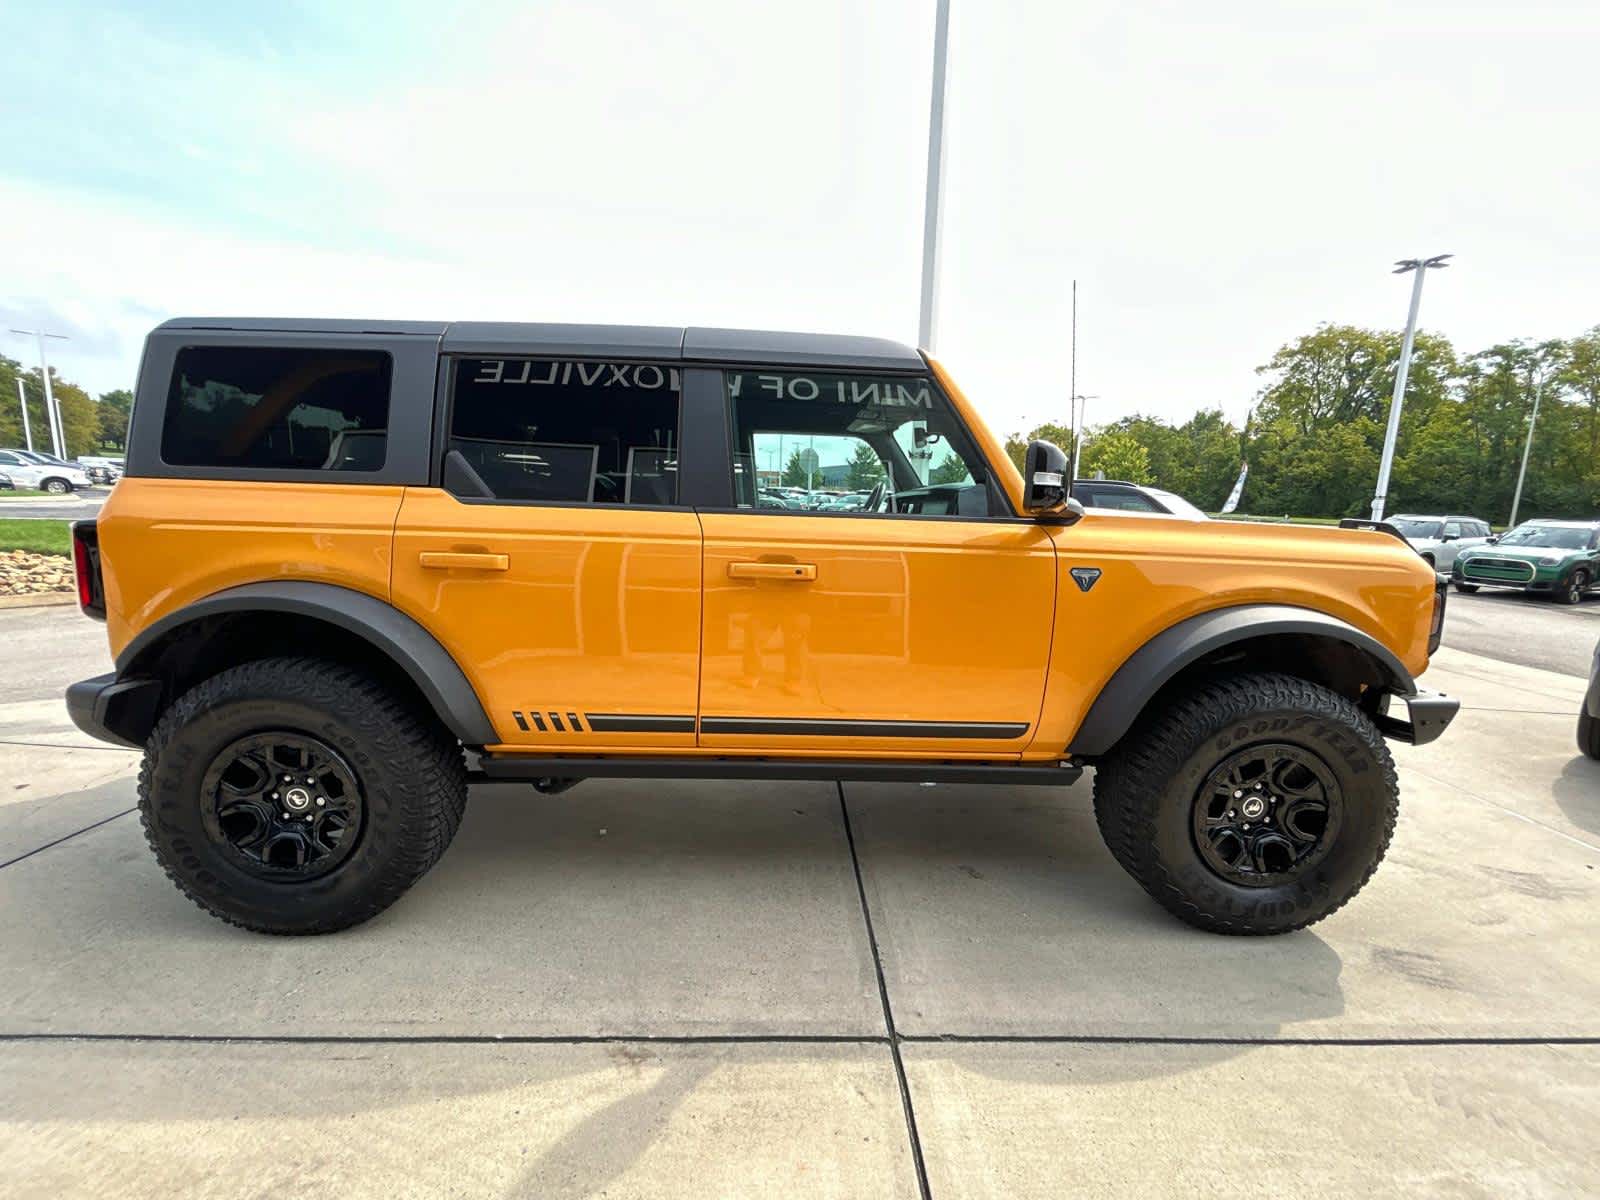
[916,0,952,352]
[1370,254,1451,522]
[1507,362,1552,530]
[1068,393,1098,482]
[8,327,71,459]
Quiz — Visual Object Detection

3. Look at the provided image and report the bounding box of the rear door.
[390,343,703,750]
[696,365,1057,757]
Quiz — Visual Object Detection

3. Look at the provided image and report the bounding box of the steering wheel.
[864,481,886,513]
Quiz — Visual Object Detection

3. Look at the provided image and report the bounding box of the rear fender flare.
[117,581,497,746]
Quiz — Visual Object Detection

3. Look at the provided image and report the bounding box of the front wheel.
[1557,569,1589,606]
[1092,672,1398,935]
[42,477,71,495]
[139,657,467,934]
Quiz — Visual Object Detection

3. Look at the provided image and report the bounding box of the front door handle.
[419,551,510,571]
[728,561,817,581]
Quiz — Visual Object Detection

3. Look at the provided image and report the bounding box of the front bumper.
[1375,688,1460,746]
[66,672,161,750]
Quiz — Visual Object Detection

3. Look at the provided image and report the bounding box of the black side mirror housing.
[1487,534,1500,544]
[1022,439,1084,521]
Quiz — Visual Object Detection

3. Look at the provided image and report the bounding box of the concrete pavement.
[1,609,1597,1197]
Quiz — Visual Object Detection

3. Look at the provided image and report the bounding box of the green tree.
[929,451,970,484]
[1003,421,1075,475]
[846,441,885,488]
[97,388,134,452]
[781,448,809,488]
[1080,428,1151,484]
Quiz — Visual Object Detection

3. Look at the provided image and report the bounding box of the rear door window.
[446,358,681,505]
[162,346,391,471]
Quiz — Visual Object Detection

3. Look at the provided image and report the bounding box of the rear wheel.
[1092,672,1398,935]
[42,477,71,495]
[1580,711,1600,760]
[1453,580,1479,594]
[1557,569,1589,606]
[139,657,467,934]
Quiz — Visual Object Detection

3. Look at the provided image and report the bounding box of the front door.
[698,367,1057,756]
[391,353,702,750]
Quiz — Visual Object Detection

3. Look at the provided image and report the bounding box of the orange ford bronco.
[68,319,1456,935]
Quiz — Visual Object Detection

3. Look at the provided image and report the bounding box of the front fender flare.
[117,581,498,746]
[1066,604,1415,758]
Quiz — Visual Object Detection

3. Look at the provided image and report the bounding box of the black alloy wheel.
[201,732,364,879]
[1191,743,1343,887]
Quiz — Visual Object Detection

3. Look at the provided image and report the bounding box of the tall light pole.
[15,378,33,452]
[1068,393,1098,481]
[1507,372,1546,530]
[9,327,71,459]
[916,0,952,352]
[1370,255,1450,522]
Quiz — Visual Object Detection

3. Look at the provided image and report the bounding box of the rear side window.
[447,358,680,505]
[162,346,391,471]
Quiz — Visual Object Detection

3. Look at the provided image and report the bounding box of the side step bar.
[471,755,1083,787]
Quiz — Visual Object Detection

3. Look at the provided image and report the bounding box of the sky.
[2,0,1598,438]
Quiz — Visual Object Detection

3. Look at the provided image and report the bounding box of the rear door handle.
[728,561,817,581]
[419,551,510,571]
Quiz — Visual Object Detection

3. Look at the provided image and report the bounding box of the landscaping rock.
[0,549,73,596]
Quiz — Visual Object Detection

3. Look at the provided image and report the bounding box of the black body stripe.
[512,711,530,732]
[699,717,1028,739]
[531,712,547,732]
[567,711,582,732]
[549,712,565,732]
[584,714,698,734]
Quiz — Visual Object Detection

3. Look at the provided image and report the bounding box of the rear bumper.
[66,672,160,750]
[1375,688,1460,746]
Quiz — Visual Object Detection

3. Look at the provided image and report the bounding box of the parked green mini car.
[1452,519,1600,604]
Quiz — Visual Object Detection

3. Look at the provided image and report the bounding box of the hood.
[1461,543,1574,566]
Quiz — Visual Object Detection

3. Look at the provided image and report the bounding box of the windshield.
[1145,488,1210,521]
[1391,518,1443,539]
[1498,524,1592,550]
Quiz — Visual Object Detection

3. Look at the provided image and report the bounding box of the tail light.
[71,521,105,620]
[1428,574,1447,655]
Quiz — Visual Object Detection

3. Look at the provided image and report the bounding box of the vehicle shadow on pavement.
[1552,754,1600,839]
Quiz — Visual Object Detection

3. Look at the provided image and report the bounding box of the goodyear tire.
[139,657,467,934]
[1092,672,1398,935]
[1557,568,1589,606]
[1580,711,1600,761]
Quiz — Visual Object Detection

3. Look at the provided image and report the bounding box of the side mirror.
[1487,534,1500,544]
[1022,439,1084,521]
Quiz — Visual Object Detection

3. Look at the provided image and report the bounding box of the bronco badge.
[1069,567,1102,593]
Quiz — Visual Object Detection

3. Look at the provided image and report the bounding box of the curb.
[0,592,76,610]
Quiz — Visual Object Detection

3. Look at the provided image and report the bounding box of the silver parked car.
[1388,514,1493,571]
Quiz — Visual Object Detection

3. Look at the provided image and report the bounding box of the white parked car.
[0,448,93,494]
[1388,514,1494,571]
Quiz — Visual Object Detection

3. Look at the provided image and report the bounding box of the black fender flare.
[1066,604,1415,757]
[117,581,498,746]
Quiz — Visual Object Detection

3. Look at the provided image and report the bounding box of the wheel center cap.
[284,787,312,812]
[1240,796,1267,819]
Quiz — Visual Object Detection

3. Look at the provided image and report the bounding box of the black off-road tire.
[1580,711,1600,761]
[1453,580,1478,594]
[1092,672,1398,935]
[1556,568,1589,606]
[139,657,467,935]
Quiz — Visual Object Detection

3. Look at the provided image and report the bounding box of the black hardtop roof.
[155,318,924,371]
